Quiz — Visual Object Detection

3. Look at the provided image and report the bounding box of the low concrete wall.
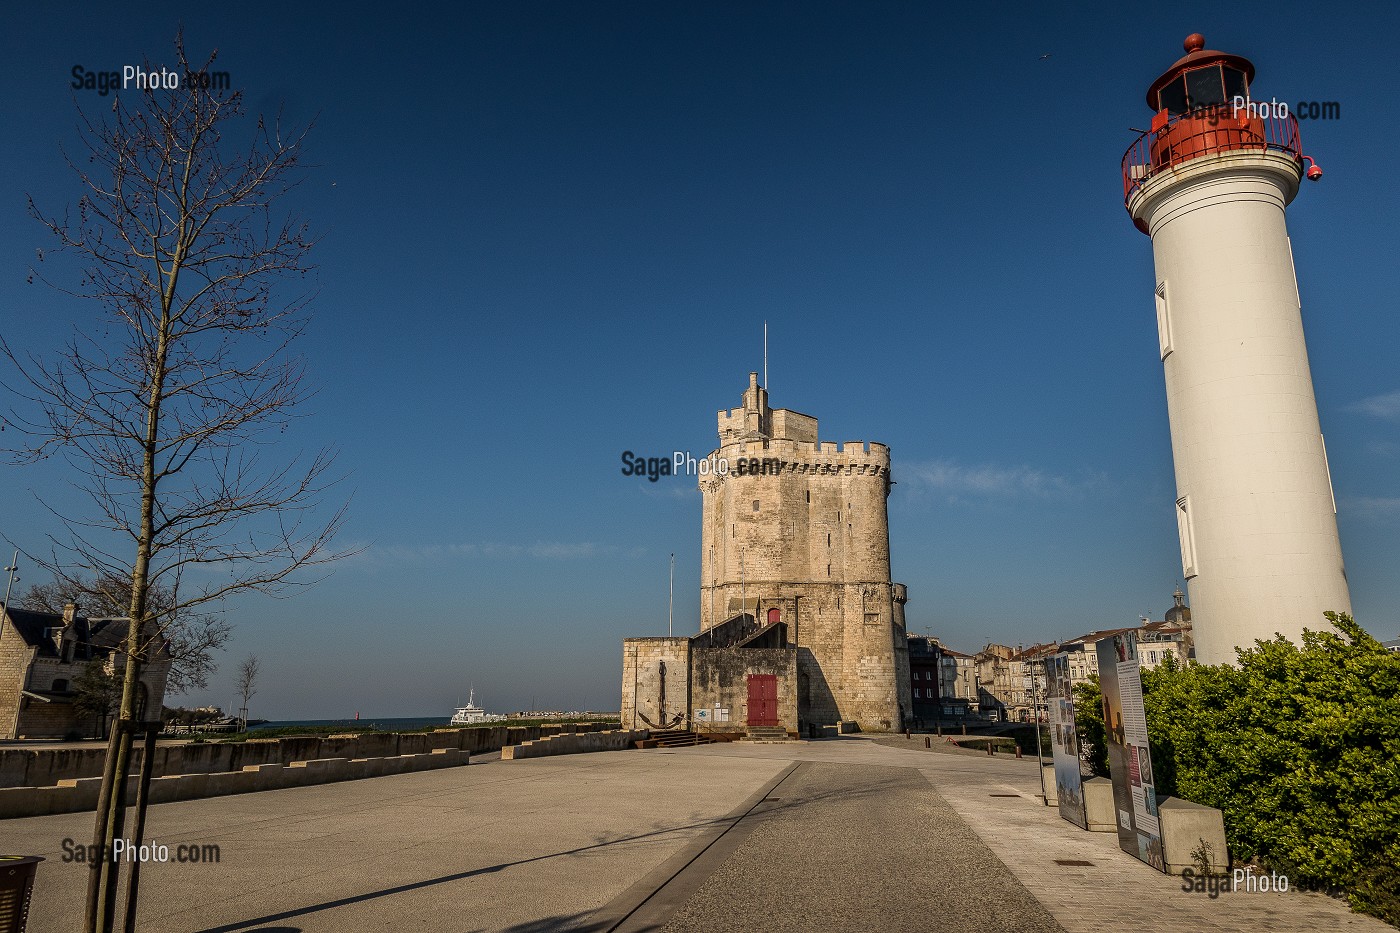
[1083,776,1116,833]
[502,730,647,761]
[1158,795,1229,875]
[0,722,615,788]
[0,748,470,819]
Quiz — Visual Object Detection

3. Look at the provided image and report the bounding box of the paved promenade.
[3,737,1389,932]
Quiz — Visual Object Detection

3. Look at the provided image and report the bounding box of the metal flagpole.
[0,551,18,650]
[668,553,674,637]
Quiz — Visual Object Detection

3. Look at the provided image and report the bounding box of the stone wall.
[0,623,35,739]
[0,722,614,790]
[690,646,797,733]
[501,729,647,760]
[619,637,690,731]
[0,748,472,819]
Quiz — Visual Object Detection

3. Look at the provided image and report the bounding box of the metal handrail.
[1122,109,1303,204]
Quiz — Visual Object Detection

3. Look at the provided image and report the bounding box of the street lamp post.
[0,551,18,650]
[1032,653,1047,801]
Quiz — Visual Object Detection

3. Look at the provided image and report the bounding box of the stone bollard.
[1015,746,1022,759]
[936,724,942,736]
[924,736,930,748]
[904,729,910,740]
[962,725,967,736]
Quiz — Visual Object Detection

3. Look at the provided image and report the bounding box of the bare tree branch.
[0,33,354,933]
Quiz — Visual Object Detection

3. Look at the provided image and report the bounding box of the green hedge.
[1073,613,1399,926]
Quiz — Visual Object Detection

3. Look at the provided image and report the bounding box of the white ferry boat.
[449,688,507,726]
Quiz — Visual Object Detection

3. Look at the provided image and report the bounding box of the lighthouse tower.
[1122,34,1350,665]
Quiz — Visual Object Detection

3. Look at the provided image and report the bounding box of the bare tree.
[235,654,259,726]
[1,34,350,933]
[20,573,230,694]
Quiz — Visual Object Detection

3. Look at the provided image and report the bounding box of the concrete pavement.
[3,735,1390,932]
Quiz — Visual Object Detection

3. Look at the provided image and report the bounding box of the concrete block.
[149,775,182,803]
[837,721,860,734]
[1083,776,1116,832]
[204,770,255,797]
[55,776,103,810]
[1158,795,1229,875]
[1041,764,1057,806]
[176,773,210,801]
[0,787,41,820]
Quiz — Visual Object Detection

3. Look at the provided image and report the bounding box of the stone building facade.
[621,374,912,735]
[0,605,171,739]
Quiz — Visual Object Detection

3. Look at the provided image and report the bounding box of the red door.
[747,674,778,727]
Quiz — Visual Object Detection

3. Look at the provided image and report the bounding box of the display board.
[1046,652,1086,828]
[1095,631,1165,872]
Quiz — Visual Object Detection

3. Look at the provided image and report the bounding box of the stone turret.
[699,374,910,731]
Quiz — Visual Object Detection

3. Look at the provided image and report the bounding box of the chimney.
[62,603,77,624]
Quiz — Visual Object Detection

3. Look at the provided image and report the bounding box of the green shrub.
[1072,676,1108,777]
[1073,613,1400,927]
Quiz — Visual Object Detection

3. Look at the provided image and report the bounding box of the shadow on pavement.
[191,766,896,932]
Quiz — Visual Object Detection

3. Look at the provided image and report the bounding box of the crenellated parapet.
[703,438,889,483]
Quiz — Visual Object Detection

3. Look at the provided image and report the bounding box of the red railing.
[1122,109,1303,204]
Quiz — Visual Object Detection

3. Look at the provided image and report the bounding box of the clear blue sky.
[2,3,1397,718]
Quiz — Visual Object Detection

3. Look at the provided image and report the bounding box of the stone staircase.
[634,729,716,749]
[741,726,794,743]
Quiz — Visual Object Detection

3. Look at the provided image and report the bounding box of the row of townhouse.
[926,589,1194,724]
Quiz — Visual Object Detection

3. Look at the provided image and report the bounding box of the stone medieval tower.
[698,373,911,730]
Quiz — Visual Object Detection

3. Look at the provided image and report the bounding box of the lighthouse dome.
[1146,33,1255,113]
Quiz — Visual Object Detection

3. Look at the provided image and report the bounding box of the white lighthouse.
[1123,34,1351,665]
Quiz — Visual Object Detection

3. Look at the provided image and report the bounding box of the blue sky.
[2,2,1397,718]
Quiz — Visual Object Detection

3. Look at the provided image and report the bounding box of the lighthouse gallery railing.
[1122,110,1303,204]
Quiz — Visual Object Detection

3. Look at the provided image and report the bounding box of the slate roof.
[2,607,66,658]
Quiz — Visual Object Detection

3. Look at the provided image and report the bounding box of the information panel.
[1046,652,1086,828]
[1095,631,1165,871]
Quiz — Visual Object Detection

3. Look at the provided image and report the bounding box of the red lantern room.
[1122,34,1320,233]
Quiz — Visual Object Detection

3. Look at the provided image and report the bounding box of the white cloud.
[1343,496,1400,519]
[368,541,636,563]
[901,458,1088,499]
[1348,390,1400,420]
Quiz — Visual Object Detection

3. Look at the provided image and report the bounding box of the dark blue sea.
[249,716,452,732]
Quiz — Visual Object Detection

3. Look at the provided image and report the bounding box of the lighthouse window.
[1177,496,1199,579]
[1185,65,1227,109]
[1222,67,1248,104]
[1155,281,1173,360]
[1158,76,1188,114]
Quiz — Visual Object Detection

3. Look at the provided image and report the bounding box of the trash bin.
[0,857,43,933]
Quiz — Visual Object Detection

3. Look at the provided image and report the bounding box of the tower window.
[1155,281,1173,359]
[827,564,831,577]
[805,490,810,503]
[752,499,760,512]
[827,533,831,547]
[1177,496,1198,579]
